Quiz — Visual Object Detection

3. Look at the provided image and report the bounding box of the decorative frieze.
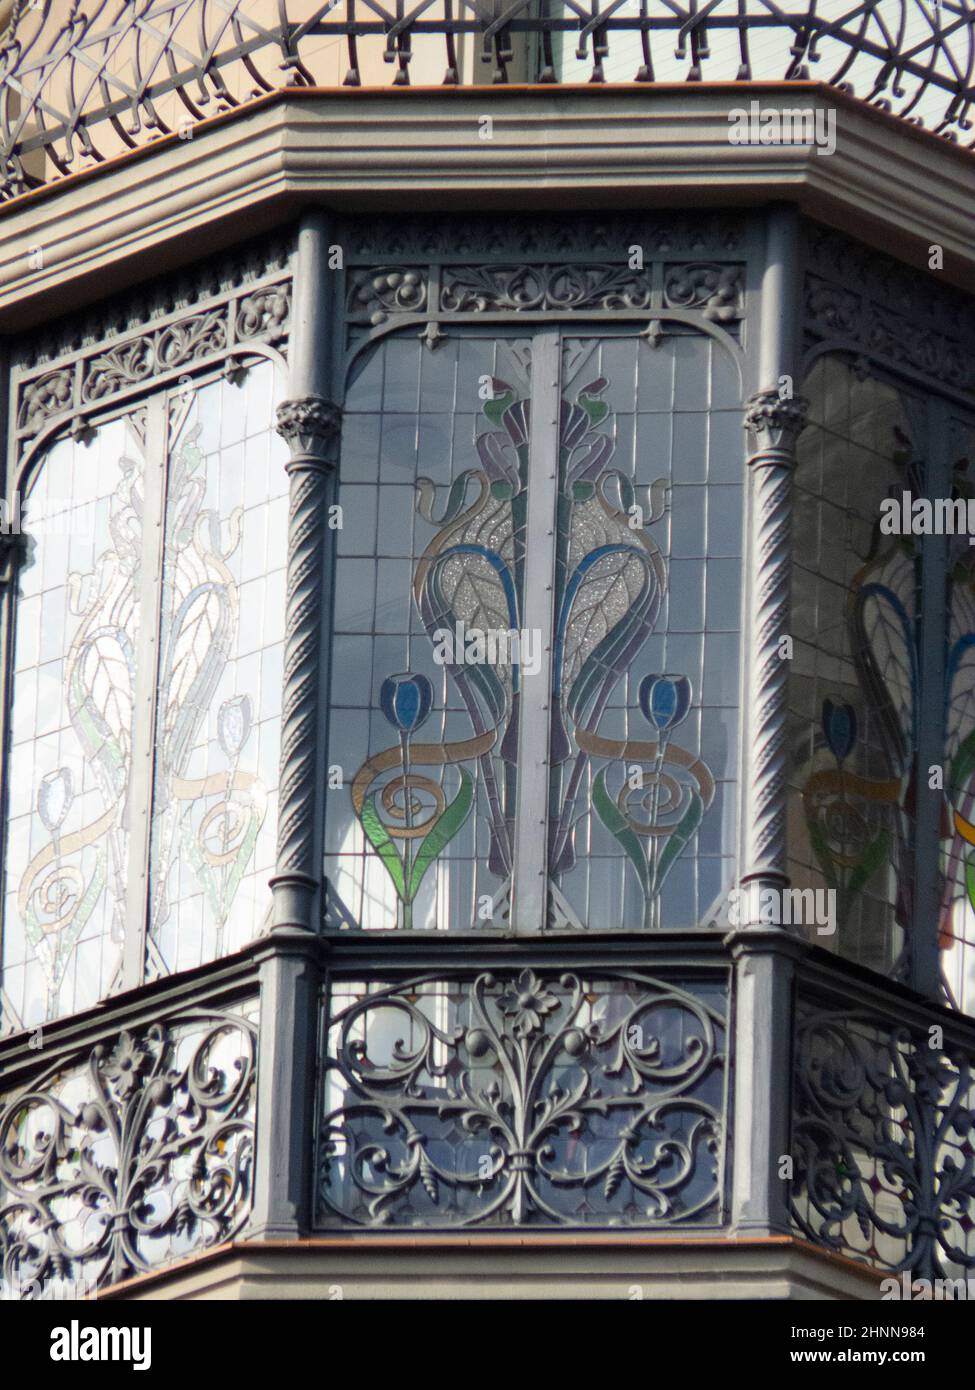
[12,240,292,456]
[346,214,748,263]
[803,226,975,394]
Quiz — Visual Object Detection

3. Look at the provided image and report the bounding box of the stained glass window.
[2,359,287,1032]
[325,335,530,931]
[324,327,743,932]
[549,335,742,931]
[788,356,925,976]
[3,417,145,1026]
[148,366,289,973]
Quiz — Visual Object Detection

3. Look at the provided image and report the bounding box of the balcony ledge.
[0,83,970,331]
[96,1231,888,1301]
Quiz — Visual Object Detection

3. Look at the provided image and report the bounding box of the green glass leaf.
[408,766,475,901]
[846,830,890,900]
[483,388,515,425]
[806,817,842,894]
[652,789,704,894]
[592,768,649,895]
[577,391,609,425]
[966,853,975,913]
[360,793,406,900]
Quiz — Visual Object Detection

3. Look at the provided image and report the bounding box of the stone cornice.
[0,83,970,330]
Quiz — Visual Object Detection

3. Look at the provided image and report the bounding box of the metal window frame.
[310,213,759,939]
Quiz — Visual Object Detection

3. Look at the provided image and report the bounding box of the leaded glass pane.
[2,415,145,1030]
[548,335,742,930]
[148,362,288,972]
[325,335,530,930]
[788,356,924,975]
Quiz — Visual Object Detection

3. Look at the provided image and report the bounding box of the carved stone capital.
[275,396,342,460]
[743,390,809,457]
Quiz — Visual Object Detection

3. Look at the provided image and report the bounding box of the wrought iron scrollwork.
[791,999,975,1280]
[345,254,747,348]
[0,1007,257,1295]
[803,227,975,394]
[440,264,656,313]
[16,288,290,450]
[318,968,727,1228]
[663,264,743,323]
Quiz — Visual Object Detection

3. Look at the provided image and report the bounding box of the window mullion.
[510,330,561,935]
[121,391,169,990]
[911,395,950,998]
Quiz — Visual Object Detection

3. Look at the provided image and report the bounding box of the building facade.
[0,0,973,1300]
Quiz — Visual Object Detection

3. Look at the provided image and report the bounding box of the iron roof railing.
[0,0,972,200]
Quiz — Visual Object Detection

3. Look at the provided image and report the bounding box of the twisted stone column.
[740,389,808,903]
[271,396,341,932]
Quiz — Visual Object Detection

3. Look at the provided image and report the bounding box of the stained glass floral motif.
[790,358,923,975]
[2,361,287,1031]
[149,365,288,972]
[326,337,530,931]
[325,330,741,931]
[2,418,144,1030]
[547,338,736,930]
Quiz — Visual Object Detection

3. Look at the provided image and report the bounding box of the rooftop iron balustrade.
[0,0,972,202]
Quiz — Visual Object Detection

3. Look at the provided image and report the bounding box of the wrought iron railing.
[7,924,975,1294]
[0,1,972,201]
[791,956,975,1285]
[317,961,731,1228]
[0,959,259,1298]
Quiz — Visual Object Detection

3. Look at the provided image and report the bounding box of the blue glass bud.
[380,672,433,734]
[639,674,692,733]
[822,698,857,763]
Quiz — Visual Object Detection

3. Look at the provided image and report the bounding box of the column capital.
[0,530,27,586]
[275,396,342,461]
[744,389,809,457]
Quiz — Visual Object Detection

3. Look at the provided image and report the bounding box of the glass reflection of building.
[0,0,973,1300]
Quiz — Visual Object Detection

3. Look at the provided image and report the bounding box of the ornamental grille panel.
[0,1000,258,1296]
[316,966,729,1228]
[791,988,975,1281]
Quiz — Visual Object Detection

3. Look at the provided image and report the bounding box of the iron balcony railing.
[0,0,972,201]
[4,923,975,1295]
